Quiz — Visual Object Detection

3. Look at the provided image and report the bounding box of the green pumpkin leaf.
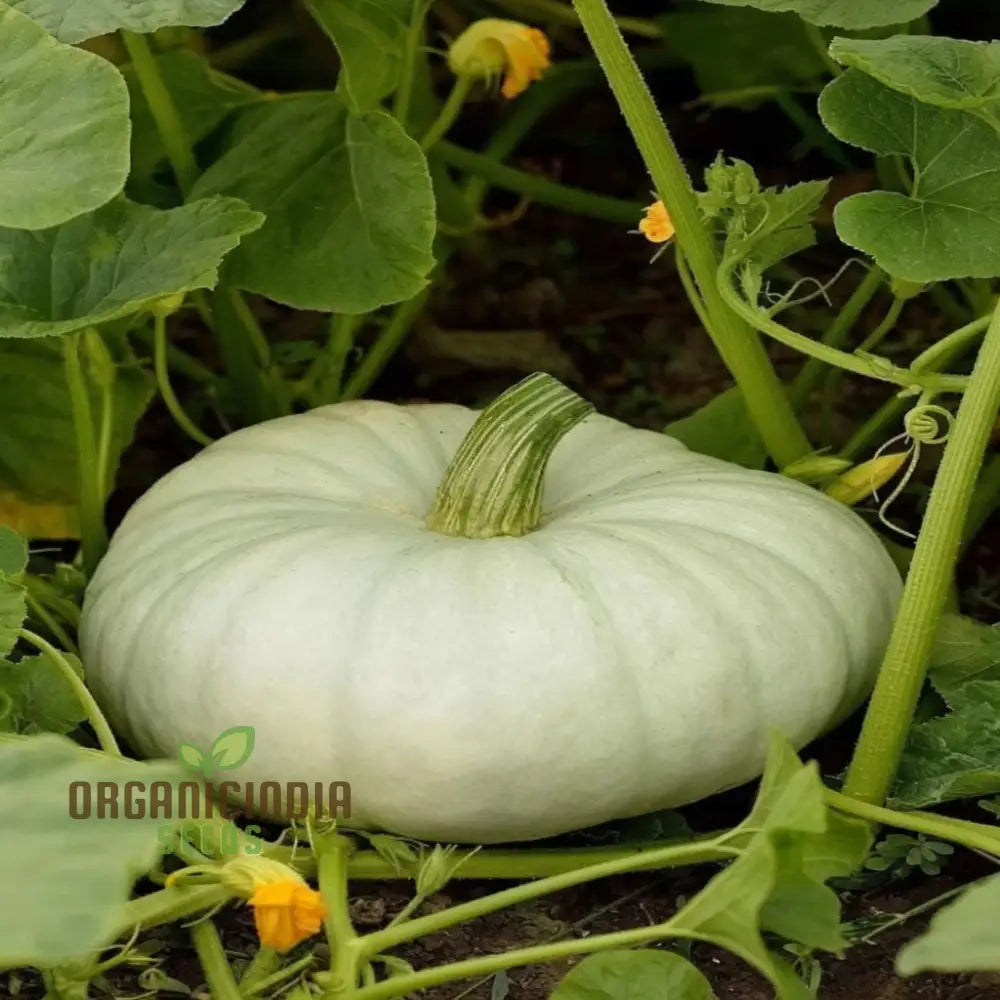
[665,387,768,470]
[897,870,1000,973]
[0,733,185,967]
[209,724,255,770]
[0,196,263,339]
[0,652,86,735]
[660,7,825,100]
[0,2,130,230]
[666,734,870,999]
[696,0,938,30]
[819,69,1000,282]
[0,338,154,529]
[0,528,27,577]
[698,156,827,300]
[829,36,1000,122]
[550,951,717,1000]
[123,50,260,180]
[890,616,1000,807]
[7,0,248,43]
[0,578,25,659]
[304,0,411,113]
[190,95,436,314]
[178,742,208,770]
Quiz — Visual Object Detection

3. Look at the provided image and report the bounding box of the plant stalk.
[189,918,243,1000]
[843,297,1000,805]
[64,334,108,576]
[571,0,811,467]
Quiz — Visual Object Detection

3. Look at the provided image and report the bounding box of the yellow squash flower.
[448,19,551,99]
[250,880,327,953]
[638,200,675,244]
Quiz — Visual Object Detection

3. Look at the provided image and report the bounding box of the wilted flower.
[448,19,551,99]
[638,200,675,244]
[824,452,909,506]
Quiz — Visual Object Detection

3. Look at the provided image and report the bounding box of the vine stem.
[153,313,213,447]
[317,835,361,993]
[421,75,474,151]
[436,142,642,224]
[571,0,811,468]
[119,31,197,195]
[843,296,1000,805]
[357,837,735,962]
[790,265,884,408]
[392,0,427,126]
[18,629,120,756]
[64,333,108,576]
[189,918,243,1000]
[718,261,969,394]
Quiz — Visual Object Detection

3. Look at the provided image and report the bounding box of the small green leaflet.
[892,615,1000,808]
[550,951,717,1000]
[819,69,1000,282]
[0,337,153,518]
[0,2,130,230]
[0,196,263,339]
[665,387,768,470]
[0,529,26,658]
[829,36,1000,124]
[699,155,827,301]
[0,527,26,577]
[124,50,261,180]
[7,0,248,44]
[696,0,938,30]
[0,734,186,967]
[191,95,436,314]
[897,871,1000,973]
[663,734,870,999]
[305,0,412,113]
[0,652,86,735]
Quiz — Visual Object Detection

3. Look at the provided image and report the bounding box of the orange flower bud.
[250,880,327,953]
[638,200,675,244]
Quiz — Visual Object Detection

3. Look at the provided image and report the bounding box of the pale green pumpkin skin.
[80,401,902,843]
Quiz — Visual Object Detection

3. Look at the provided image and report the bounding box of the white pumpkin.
[80,375,901,844]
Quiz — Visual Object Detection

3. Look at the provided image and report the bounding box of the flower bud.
[824,452,909,506]
[781,453,852,486]
[448,19,550,99]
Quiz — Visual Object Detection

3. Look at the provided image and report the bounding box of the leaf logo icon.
[177,726,254,776]
[210,725,255,770]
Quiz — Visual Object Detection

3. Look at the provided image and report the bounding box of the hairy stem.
[843,297,1000,805]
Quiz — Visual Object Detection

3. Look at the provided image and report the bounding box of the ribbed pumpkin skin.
[80,401,902,844]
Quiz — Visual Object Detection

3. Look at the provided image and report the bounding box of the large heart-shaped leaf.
[7,0,247,43]
[0,652,87,735]
[0,338,153,533]
[0,196,263,339]
[697,0,938,30]
[305,0,411,113]
[190,95,436,314]
[819,68,1000,282]
[0,2,130,230]
[829,36,1000,121]
[0,734,186,966]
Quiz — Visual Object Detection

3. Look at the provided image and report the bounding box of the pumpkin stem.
[425,373,593,538]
